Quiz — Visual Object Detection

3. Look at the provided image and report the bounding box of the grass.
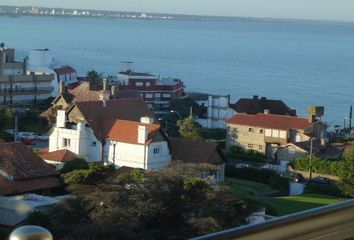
[226,177,345,216]
[257,194,344,216]
[226,178,276,198]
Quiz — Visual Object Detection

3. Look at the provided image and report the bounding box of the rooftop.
[226,113,312,130]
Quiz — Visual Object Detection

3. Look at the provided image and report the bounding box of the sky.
[1,0,354,21]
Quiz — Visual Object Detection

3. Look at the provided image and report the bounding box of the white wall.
[105,140,171,170]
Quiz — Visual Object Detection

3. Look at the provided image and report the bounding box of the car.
[21,138,36,145]
[36,134,49,141]
[18,132,38,140]
[309,176,332,185]
[5,129,15,135]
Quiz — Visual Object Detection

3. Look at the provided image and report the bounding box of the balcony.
[0,87,52,96]
[193,198,354,240]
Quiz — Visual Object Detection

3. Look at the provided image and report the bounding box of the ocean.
[1,16,354,126]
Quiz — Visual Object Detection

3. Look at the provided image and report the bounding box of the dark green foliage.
[51,170,250,239]
[170,97,207,119]
[63,163,114,184]
[225,165,289,191]
[226,146,273,164]
[87,70,102,86]
[292,157,344,177]
[61,158,89,174]
[0,230,10,240]
[177,116,203,141]
[0,131,14,142]
[305,182,343,197]
[338,149,354,197]
[25,211,51,228]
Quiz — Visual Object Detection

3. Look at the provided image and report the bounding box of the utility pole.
[350,105,352,132]
[309,138,313,179]
[14,113,18,142]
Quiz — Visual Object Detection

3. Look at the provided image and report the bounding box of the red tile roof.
[0,175,62,195]
[226,113,312,130]
[107,120,161,145]
[71,98,156,140]
[38,149,77,163]
[54,65,76,75]
[0,142,58,180]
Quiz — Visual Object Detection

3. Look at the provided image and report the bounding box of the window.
[265,129,272,137]
[154,93,161,98]
[247,144,254,149]
[146,82,151,87]
[153,148,160,154]
[162,93,172,98]
[145,93,153,99]
[272,130,279,138]
[279,131,287,139]
[259,145,263,150]
[63,138,70,147]
[260,129,264,134]
[248,128,255,133]
[91,141,97,147]
[135,82,144,87]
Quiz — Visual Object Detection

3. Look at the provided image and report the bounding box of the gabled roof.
[70,98,156,140]
[38,149,77,163]
[68,82,101,102]
[0,142,57,180]
[226,113,312,130]
[230,96,296,116]
[0,176,62,196]
[108,120,162,145]
[168,137,225,165]
[54,65,76,75]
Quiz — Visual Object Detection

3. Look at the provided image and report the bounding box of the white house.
[48,98,225,180]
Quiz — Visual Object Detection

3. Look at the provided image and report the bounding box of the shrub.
[25,211,51,228]
[63,164,114,184]
[225,165,289,191]
[61,158,89,173]
[291,157,344,177]
[226,146,273,163]
[305,182,343,197]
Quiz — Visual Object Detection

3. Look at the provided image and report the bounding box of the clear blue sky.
[2,0,354,21]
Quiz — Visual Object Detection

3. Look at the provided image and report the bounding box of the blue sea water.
[1,16,353,126]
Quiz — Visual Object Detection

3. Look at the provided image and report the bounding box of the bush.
[305,182,343,197]
[25,211,51,228]
[225,165,289,191]
[292,157,344,177]
[0,131,13,142]
[226,146,273,163]
[61,158,89,173]
[63,164,114,184]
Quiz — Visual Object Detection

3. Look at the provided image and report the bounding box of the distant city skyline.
[1,0,354,22]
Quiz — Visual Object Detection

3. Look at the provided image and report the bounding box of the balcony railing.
[192,198,354,240]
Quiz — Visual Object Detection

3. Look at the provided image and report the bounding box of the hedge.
[226,165,289,192]
[226,146,274,164]
[305,182,343,197]
[291,157,344,177]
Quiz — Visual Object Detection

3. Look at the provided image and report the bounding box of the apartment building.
[0,44,54,104]
[116,67,185,116]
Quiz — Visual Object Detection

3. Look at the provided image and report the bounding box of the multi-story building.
[27,48,78,96]
[0,45,54,104]
[116,68,185,116]
[226,106,327,158]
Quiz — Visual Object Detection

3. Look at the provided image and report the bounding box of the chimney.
[103,78,108,91]
[23,57,28,75]
[59,80,65,94]
[260,97,267,101]
[138,125,148,144]
[102,100,107,107]
[56,110,67,128]
[140,116,154,124]
[253,95,258,100]
[111,85,118,99]
[320,138,327,146]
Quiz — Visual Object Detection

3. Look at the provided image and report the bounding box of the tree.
[177,116,203,141]
[339,148,354,197]
[61,158,89,173]
[50,170,250,239]
[87,70,102,86]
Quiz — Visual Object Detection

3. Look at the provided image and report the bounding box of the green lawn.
[226,178,344,216]
[258,194,344,216]
[226,178,276,198]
